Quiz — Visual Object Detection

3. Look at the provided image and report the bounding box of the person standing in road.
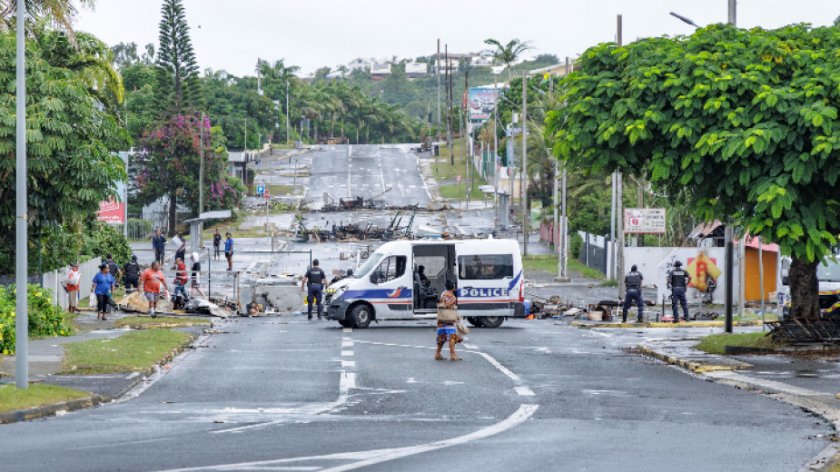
[190,252,206,298]
[140,260,169,318]
[173,232,187,269]
[213,228,222,260]
[91,264,115,321]
[667,260,692,323]
[152,228,167,265]
[301,259,328,320]
[123,254,141,294]
[435,280,462,361]
[63,262,81,313]
[173,257,189,301]
[622,265,645,323]
[224,232,234,271]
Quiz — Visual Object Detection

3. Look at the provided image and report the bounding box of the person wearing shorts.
[140,260,168,318]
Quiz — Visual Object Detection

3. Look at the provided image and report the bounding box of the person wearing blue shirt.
[224,232,234,271]
[91,264,115,321]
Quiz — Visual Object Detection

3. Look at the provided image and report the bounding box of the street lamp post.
[15,0,28,389]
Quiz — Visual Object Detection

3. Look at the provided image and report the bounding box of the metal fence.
[579,232,608,276]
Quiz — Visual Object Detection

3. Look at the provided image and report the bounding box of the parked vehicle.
[326,239,525,328]
[780,256,840,318]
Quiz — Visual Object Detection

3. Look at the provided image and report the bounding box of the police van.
[325,239,525,328]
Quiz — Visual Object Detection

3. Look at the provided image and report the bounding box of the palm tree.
[1,0,95,40]
[483,38,532,82]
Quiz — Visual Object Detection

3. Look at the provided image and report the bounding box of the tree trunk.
[168,190,177,237]
[789,257,820,320]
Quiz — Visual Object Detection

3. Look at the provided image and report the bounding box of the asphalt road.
[0,318,829,471]
[306,144,430,209]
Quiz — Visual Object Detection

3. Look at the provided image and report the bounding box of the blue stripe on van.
[342,287,412,300]
[508,271,522,291]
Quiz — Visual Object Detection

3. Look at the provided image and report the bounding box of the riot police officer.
[667,260,692,323]
[622,265,644,323]
[301,259,328,320]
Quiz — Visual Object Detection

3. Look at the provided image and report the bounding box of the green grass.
[0,384,89,413]
[438,183,488,201]
[694,331,779,355]
[266,184,295,196]
[115,316,211,329]
[523,254,606,280]
[62,329,193,374]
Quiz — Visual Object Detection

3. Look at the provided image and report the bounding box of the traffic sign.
[256,185,265,196]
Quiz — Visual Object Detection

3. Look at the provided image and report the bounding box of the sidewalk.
[0,311,212,423]
[637,336,840,471]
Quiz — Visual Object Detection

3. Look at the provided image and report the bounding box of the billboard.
[97,152,128,225]
[468,87,500,121]
[624,208,666,234]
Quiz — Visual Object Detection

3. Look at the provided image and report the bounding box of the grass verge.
[115,316,211,329]
[0,384,89,413]
[523,254,606,280]
[438,183,488,201]
[63,329,193,374]
[694,332,778,355]
[266,184,295,196]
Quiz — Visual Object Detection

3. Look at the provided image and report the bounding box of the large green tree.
[547,24,840,320]
[0,27,128,271]
[155,0,201,117]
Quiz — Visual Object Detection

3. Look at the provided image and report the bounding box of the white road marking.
[340,360,355,368]
[342,328,352,333]
[463,343,479,350]
[158,404,539,472]
[341,350,354,357]
[514,386,535,396]
[588,331,613,338]
[475,352,521,384]
[341,340,354,348]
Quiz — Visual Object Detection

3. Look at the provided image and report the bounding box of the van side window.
[373,256,407,283]
[458,254,514,280]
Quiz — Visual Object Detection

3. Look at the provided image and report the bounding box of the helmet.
[673,260,683,267]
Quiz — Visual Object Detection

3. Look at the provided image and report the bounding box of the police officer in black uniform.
[123,254,141,294]
[667,260,692,323]
[302,259,328,320]
[622,265,644,323]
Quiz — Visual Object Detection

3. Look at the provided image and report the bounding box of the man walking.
[106,253,121,286]
[152,228,167,265]
[123,254,141,294]
[301,259,328,320]
[667,260,692,323]
[140,260,169,318]
[63,262,81,313]
[622,264,644,323]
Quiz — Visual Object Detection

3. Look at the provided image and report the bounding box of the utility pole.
[198,112,205,246]
[285,80,290,144]
[436,39,441,137]
[522,72,528,256]
[556,56,571,282]
[493,77,499,226]
[15,0,28,389]
[446,44,454,165]
[465,68,470,208]
[728,0,737,26]
[616,14,625,299]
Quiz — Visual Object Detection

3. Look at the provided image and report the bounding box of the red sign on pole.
[97,197,126,224]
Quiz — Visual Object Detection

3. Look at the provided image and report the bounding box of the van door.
[367,253,412,319]
[411,244,456,313]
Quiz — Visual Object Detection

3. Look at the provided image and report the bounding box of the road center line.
[514,386,535,396]
[341,350,354,357]
[159,404,539,472]
[475,352,521,384]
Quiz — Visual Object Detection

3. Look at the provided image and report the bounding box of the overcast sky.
[76,0,838,77]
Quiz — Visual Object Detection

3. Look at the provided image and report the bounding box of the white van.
[325,239,525,328]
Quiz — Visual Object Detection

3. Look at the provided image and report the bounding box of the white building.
[404,62,427,77]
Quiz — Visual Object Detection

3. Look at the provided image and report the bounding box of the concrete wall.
[624,247,735,305]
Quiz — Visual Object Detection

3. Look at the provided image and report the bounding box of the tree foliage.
[0,27,129,271]
[547,24,840,319]
[155,0,201,116]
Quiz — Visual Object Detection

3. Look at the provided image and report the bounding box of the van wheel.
[339,319,354,328]
[467,317,483,328]
[350,304,372,329]
[480,316,504,328]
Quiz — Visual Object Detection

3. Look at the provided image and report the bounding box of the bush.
[0,284,70,355]
[81,220,131,264]
[570,232,583,259]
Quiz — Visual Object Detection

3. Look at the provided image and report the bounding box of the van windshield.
[355,253,384,278]
[817,260,840,282]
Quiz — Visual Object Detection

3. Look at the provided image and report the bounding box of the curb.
[635,344,752,374]
[0,394,108,425]
[636,342,840,471]
[1,332,200,426]
[572,320,762,329]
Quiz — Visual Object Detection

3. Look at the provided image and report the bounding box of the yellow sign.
[686,252,721,292]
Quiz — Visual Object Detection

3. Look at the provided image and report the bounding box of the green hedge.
[0,284,70,355]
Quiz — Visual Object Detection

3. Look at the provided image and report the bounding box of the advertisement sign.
[97,198,126,224]
[624,208,666,234]
[468,87,500,121]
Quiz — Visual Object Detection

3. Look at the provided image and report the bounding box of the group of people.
[154,228,234,271]
[622,261,692,323]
